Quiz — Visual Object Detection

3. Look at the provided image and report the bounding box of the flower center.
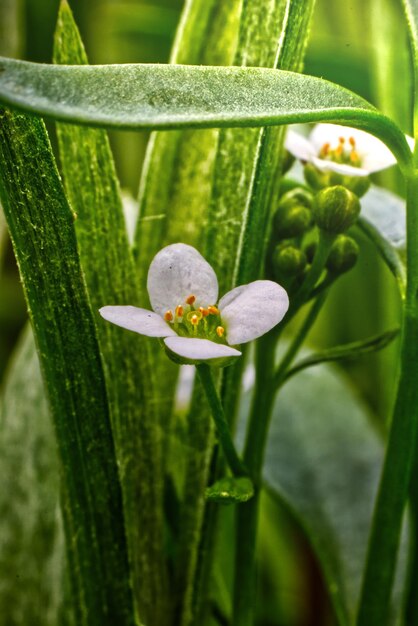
[318,136,362,168]
[164,295,227,343]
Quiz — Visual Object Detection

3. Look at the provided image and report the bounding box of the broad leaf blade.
[0,108,135,625]
[259,364,408,625]
[53,6,167,623]
[0,57,411,169]
[0,327,67,626]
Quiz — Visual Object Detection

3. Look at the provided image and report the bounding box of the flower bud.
[304,163,331,190]
[326,235,359,274]
[343,175,371,198]
[278,187,313,210]
[313,185,361,234]
[272,243,307,281]
[273,204,312,239]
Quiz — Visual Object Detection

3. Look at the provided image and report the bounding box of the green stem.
[196,363,247,478]
[233,333,277,626]
[357,170,418,626]
[274,291,328,387]
[232,288,330,626]
[291,230,335,310]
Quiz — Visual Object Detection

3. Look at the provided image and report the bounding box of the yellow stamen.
[164,310,173,322]
[208,305,220,315]
[350,150,360,163]
[339,136,345,144]
[175,304,184,318]
[349,136,356,147]
[216,326,225,337]
[335,144,343,156]
[186,294,196,305]
[190,314,199,326]
[320,142,330,157]
[199,307,209,317]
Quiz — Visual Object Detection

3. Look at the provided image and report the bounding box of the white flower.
[99,243,289,365]
[285,123,414,178]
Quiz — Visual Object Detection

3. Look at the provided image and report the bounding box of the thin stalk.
[233,283,331,626]
[357,170,418,626]
[274,291,328,387]
[291,230,335,310]
[196,363,247,478]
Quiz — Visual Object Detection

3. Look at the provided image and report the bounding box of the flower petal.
[99,305,176,337]
[310,124,396,173]
[164,336,241,362]
[219,280,289,345]
[285,128,316,161]
[147,243,219,316]
[312,156,370,177]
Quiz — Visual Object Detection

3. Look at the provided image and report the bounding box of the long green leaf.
[0,327,67,626]
[0,108,135,626]
[0,57,411,170]
[53,5,167,623]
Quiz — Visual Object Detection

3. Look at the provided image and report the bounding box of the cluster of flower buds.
[267,122,397,291]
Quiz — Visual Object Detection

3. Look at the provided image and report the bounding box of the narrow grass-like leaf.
[0,326,67,626]
[53,5,167,623]
[135,4,242,625]
[0,57,412,171]
[239,364,408,625]
[358,185,406,296]
[0,108,135,626]
[283,328,400,382]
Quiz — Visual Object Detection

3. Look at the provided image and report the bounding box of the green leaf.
[0,108,135,625]
[358,185,406,296]
[205,477,254,504]
[0,57,412,170]
[0,327,68,626]
[284,328,400,382]
[256,363,408,625]
[53,5,167,623]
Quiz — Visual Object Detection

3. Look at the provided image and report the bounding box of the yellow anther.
[320,142,330,157]
[175,304,184,318]
[187,310,202,324]
[191,314,199,326]
[216,326,225,337]
[185,294,196,305]
[208,305,220,315]
[199,307,209,317]
[349,136,356,147]
[339,136,345,144]
[164,310,174,322]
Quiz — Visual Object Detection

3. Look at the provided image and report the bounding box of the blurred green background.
[0,1,411,624]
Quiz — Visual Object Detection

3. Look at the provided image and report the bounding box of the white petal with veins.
[164,336,241,361]
[219,280,289,345]
[99,305,176,337]
[147,243,219,316]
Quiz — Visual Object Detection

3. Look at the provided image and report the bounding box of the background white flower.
[285,123,414,178]
[100,243,289,364]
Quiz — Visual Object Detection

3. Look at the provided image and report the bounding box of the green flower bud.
[272,243,307,281]
[278,187,313,210]
[326,235,359,274]
[343,175,371,198]
[273,204,312,239]
[313,185,361,234]
[304,163,331,190]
